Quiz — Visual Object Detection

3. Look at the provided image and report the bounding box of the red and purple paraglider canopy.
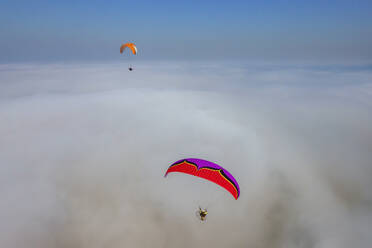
[165,158,240,200]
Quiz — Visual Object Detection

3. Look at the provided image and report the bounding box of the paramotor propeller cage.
[196,207,208,222]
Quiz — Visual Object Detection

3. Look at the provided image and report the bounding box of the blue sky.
[1,0,372,61]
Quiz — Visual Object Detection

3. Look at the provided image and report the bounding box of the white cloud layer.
[0,61,372,248]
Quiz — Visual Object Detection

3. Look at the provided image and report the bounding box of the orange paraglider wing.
[120,43,137,55]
